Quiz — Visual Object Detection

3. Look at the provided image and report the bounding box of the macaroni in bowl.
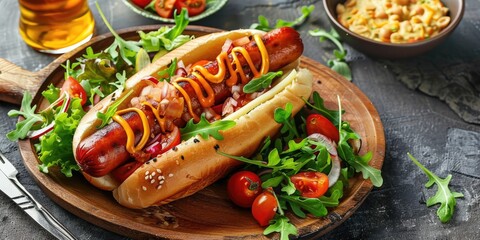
[336,0,450,43]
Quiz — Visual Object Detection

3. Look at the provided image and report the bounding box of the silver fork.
[0,152,77,240]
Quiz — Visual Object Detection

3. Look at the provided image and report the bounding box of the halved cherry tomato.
[290,171,329,198]
[144,126,181,157]
[155,0,176,18]
[251,189,277,227]
[131,0,152,8]
[61,76,87,106]
[174,0,206,17]
[111,161,144,183]
[227,171,262,208]
[306,113,340,143]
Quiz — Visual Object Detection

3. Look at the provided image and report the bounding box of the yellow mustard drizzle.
[173,34,269,121]
[113,108,150,155]
[114,34,270,156]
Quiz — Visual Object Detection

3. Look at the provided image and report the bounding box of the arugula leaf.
[303,92,341,125]
[82,46,102,59]
[251,5,314,31]
[110,71,127,93]
[263,215,297,240]
[274,102,299,140]
[279,195,328,218]
[309,28,352,81]
[328,59,352,81]
[96,89,133,128]
[180,114,236,141]
[158,58,178,82]
[337,122,383,187]
[96,3,140,66]
[243,71,283,93]
[165,9,190,40]
[280,172,296,195]
[6,92,43,141]
[319,181,344,207]
[408,153,464,223]
[138,9,192,52]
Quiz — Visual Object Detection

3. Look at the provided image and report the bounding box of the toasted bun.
[73,29,313,208]
[113,69,312,208]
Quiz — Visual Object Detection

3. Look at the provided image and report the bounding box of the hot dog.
[72,27,313,208]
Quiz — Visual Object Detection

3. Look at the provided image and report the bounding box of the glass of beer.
[18,0,95,54]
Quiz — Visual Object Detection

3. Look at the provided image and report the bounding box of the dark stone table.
[1,0,479,239]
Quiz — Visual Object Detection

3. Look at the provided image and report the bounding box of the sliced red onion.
[27,122,55,139]
[307,133,341,187]
[328,154,341,187]
[144,141,162,156]
[59,93,72,113]
[307,133,337,156]
[175,68,187,77]
[29,93,71,139]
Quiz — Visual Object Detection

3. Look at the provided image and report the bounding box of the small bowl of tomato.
[123,0,228,22]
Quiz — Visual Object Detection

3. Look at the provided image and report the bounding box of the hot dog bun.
[72,29,313,208]
[114,69,312,208]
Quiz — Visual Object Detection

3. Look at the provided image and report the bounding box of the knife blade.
[0,170,77,240]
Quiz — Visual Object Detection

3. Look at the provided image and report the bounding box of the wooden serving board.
[0,25,385,239]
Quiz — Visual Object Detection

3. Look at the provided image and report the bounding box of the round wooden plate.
[6,25,385,239]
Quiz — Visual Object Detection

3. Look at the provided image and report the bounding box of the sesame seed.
[158,176,162,180]
[142,186,147,191]
[152,172,156,177]
[150,179,155,184]
[193,138,200,143]
[145,171,150,175]
[168,173,174,178]
[160,180,165,184]
[156,185,162,190]
[172,146,178,151]
[160,176,165,180]
[144,176,149,180]
[156,169,162,173]
[175,160,179,165]
[214,144,220,151]
[181,155,185,160]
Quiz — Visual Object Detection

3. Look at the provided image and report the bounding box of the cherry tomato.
[131,0,152,8]
[111,161,143,183]
[174,0,206,17]
[155,0,176,18]
[227,171,262,208]
[306,113,340,143]
[290,171,329,198]
[144,126,181,157]
[61,76,87,106]
[251,190,277,226]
